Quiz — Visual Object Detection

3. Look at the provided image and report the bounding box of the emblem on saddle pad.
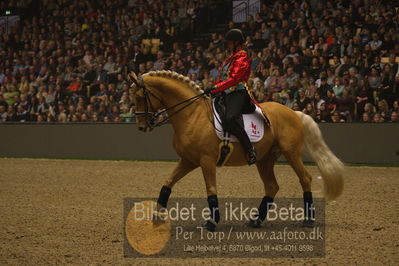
[213,99,268,166]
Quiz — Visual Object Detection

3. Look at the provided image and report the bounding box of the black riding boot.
[225,116,256,165]
[223,90,257,165]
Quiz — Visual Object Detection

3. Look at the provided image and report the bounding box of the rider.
[205,28,256,165]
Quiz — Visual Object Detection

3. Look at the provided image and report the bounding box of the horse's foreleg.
[248,152,279,228]
[200,158,219,232]
[157,158,197,208]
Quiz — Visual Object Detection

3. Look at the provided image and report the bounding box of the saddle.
[212,96,267,166]
[213,95,266,143]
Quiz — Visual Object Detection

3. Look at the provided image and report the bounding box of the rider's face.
[226,41,235,52]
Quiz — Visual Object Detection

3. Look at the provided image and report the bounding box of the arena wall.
[0,123,398,164]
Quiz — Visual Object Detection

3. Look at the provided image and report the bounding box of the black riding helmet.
[225,29,245,44]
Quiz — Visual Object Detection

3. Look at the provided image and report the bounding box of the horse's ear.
[128,72,140,90]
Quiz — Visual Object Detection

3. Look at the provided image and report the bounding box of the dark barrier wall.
[0,123,398,164]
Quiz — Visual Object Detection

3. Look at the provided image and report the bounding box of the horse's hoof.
[203,220,216,232]
[152,212,167,226]
[303,219,314,228]
[246,218,262,228]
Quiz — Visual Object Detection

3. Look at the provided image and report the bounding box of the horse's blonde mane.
[143,70,203,94]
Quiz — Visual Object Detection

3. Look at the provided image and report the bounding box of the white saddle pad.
[213,99,265,143]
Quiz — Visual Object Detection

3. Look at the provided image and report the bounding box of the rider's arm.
[211,52,250,94]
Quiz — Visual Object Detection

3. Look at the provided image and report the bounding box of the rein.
[132,76,207,130]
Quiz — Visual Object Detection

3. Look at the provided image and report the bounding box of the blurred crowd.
[0,0,398,123]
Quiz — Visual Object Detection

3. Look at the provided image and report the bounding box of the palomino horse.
[129,70,344,231]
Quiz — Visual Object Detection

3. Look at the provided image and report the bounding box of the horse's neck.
[152,78,205,133]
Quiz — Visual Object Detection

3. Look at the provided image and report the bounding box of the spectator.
[363,102,376,119]
[153,51,166,71]
[265,69,284,92]
[313,92,325,111]
[303,103,316,120]
[284,66,300,90]
[325,89,337,114]
[120,104,134,123]
[368,68,382,93]
[0,0,398,124]
[317,77,331,99]
[379,64,395,107]
[316,103,332,123]
[336,88,354,122]
[376,100,390,122]
[390,111,399,122]
[331,111,344,123]
[15,105,29,122]
[0,105,7,122]
[332,77,345,98]
[361,112,371,123]
[296,88,311,112]
[372,113,383,123]
[368,33,382,51]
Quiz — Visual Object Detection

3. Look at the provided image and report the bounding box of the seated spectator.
[370,56,384,73]
[250,51,261,71]
[284,66,300,90]
[336,88,354,122]
[376,100,390,122]
[296,88,311,112]
[367,67,382,93]
[379,64,395,107]
[356,83,372,120]
[361,112,371,123]
[392,101,399,114]
[315,103,332,123]
[372,113,383,123]
[15,105,29,122]
[265,69,284,92]
[292,102,300,111]
[317,77,331,99]
[363,102,376,119]
[335,55,352,76]
[390,111,399,123]
[325,89,337,114]
[281,90,295,109]
[81,113,89,122]
[188,60,200,77]
[66,76,83,96]
[120,104,134,123]
[331,111,344,123]
[368,33,382,52]
[303,103,316,120]
[153,51,166,71]
[298,70,313,92]
[0,105,7,122]
[313,92,325,111]
[332,77,345,98]
[252,32,266,52]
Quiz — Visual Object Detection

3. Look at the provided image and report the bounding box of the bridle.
[131,75,207,131]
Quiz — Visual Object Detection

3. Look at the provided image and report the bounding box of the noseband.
[131,76,164,130]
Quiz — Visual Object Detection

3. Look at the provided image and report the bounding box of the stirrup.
[247,147,256,165]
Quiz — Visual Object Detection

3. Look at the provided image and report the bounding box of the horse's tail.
[295,111,344,200]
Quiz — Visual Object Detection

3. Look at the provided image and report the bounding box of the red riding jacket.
[211,49,251,94]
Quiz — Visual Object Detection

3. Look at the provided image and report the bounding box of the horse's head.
[129,72,163,132]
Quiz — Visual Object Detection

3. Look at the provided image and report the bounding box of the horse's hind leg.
[157,158,197,209]
[248,151,279,227]
[283,151,315,226]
